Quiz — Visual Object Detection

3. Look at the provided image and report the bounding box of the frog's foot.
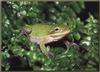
[48,52,54,58]
[63,41,77,48]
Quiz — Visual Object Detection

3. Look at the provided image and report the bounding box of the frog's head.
[48,25,70,40]
[49,26,67,34]
[21,24,70,39]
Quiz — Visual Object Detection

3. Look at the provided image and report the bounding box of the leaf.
[73,32,81,41]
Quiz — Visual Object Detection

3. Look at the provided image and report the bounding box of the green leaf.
[73,32,81,41]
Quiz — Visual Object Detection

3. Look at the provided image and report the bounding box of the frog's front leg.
[46,46,54,58]
[39,43,53,58]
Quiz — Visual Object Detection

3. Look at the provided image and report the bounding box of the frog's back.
[25,23,54,36]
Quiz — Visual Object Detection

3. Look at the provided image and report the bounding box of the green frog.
[20,23,70,58]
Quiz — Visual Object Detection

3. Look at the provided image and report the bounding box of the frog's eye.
[54,27,60,31]
[54,27,63,33]
[49,27,62,34]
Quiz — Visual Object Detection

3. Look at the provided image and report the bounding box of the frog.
[20,23,71,58]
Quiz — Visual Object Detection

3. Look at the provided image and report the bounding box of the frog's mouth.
[49,30,70,39]
[40,30,70,44]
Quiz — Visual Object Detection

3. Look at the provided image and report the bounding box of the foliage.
[1,1,99,71]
